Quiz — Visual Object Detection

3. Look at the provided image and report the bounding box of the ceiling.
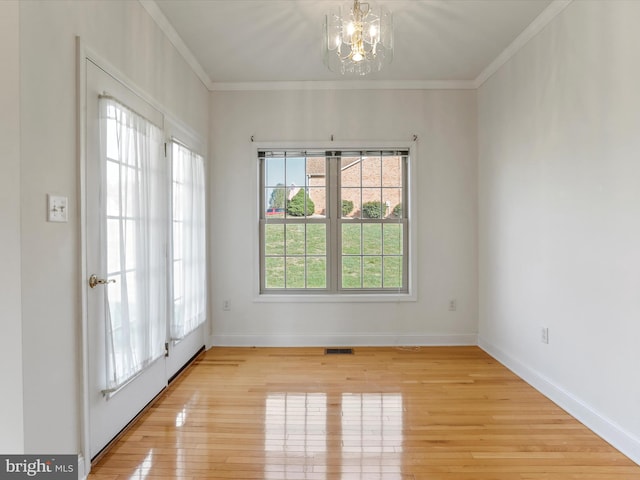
[150,0,554,88]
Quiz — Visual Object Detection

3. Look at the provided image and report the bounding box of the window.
[259,149,408,295]
[100,97,167,390]
[170,141,207,341]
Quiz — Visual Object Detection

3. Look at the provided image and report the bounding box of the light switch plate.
[48,194,68,222]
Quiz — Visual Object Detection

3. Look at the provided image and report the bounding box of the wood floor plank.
[89,347,640,479]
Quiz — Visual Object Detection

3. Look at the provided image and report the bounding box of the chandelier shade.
[323,0,393,76]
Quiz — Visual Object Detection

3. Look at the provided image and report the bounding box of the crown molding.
[473,0,573,88]
[210,80,476,92]
[138,0,213,90]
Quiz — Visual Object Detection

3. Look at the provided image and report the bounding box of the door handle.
[89,274,116,289]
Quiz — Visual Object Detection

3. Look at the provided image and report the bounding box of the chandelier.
[323,0,393,76]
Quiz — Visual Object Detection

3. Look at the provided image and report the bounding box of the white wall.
[18,0,208,455]
[478,0,640,462]
[209,89,478,346]
[0,0,24,454]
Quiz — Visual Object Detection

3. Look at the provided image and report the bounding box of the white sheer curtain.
[99,97,167,392]
[171,142,206,340]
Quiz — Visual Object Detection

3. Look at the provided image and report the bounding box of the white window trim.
[252,140,418,303]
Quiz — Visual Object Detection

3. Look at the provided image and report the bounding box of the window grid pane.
[340,222,405,290]
[263,221,328,290]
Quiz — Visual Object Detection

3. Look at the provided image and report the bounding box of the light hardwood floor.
[89,346,640,479]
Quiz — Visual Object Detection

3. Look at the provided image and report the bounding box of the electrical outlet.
[541,327,549,344]
[223,300,231,311]
[448,299,457,311]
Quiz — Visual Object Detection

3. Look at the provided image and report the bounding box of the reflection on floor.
[264,392,403,479]
[89,347,640,480]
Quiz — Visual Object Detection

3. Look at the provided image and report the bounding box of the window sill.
[254,292,417,303]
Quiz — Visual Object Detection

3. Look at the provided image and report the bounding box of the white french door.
[85,58,205,457]
[86,59,167,457]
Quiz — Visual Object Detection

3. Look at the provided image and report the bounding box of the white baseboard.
[478,336,640,466]
[78,454,87,480]
[208,333,478,348]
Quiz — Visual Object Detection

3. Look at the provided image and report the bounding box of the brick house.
[306,155,403,217]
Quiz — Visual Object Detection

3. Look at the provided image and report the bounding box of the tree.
[287,188,315,216]
[269,184,286,210]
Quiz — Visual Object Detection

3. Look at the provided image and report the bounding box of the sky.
[265,156,307,188]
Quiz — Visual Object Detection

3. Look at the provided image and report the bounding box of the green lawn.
[264,222,403,289]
